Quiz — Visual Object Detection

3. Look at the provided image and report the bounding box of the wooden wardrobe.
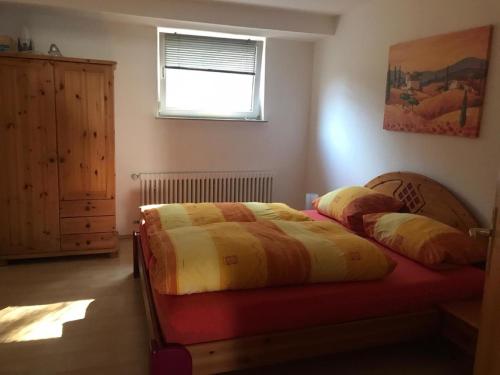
[0,53,118,261]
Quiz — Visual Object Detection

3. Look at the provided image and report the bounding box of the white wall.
[307,0,500,225]
[0,4,314,234]
[5,0,337,36]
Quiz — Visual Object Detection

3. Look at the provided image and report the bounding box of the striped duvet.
[141,202,312,231]
[148,219,396,295]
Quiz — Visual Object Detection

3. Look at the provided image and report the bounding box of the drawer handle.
[86,240,91,245]
[85,223,91,228]
[85,206,91,211]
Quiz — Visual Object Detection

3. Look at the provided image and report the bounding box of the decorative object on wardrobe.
[0,36,14,52]
[48,43,62,56]
[17,26,33,52]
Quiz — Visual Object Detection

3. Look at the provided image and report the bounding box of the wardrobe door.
[54,62,115,201]
[0,58,60,255]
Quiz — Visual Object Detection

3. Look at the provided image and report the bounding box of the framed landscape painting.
[383,26,492,138]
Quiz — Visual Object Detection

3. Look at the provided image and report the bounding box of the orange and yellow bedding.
[363,212,486,267]
[148,220,396,295]
[142,202,311,231]
[143,210,485,345]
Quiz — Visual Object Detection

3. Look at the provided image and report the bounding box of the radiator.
[132,171,274,205]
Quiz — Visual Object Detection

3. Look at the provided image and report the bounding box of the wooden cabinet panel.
[55,62,115,201]
[0,53,116,260]
[0,57,60,254]
[61,216,116,234]
[61,232,117,251]
[60,200,115,218]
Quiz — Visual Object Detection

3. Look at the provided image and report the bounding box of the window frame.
[157,28,265,121]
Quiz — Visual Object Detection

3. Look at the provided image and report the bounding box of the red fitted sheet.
[143,210,484,345]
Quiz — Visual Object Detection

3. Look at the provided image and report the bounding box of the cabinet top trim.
[0,52,116,66]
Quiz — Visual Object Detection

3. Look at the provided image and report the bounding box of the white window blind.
[158,30,265,120]
[164,33,258,75]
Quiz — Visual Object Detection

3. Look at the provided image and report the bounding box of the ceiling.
[203,0,371,14]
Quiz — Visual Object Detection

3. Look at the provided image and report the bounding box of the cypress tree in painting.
[478,60,486,96]
[386,65,391,103]
[459,89,468,127]
[407,96,419,111]
[444,66,449,91]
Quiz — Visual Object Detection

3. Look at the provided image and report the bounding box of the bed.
[133,172,486,374]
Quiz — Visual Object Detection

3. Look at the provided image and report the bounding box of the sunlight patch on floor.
[0,299,94,343]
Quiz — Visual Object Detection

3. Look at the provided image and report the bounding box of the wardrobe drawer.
[61,216,116,235]
[61,232,117,251]
[60,200,115,217]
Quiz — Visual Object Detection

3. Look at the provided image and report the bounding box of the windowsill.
[155,115,268,123]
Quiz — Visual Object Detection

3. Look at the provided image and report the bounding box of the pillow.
[363,212,486,268]
[312,186,405,233]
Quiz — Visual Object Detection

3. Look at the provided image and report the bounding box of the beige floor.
[0,239,472,375]
[0,239,149,374]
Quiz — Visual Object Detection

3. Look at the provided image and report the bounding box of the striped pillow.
[363,212,486,268]
[312,186,405,234]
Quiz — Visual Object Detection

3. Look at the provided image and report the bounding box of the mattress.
[143,210,484,345]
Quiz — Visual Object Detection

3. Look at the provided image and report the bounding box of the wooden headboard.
[365,172,480,232]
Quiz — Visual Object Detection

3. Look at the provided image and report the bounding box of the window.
[158,29,265,120]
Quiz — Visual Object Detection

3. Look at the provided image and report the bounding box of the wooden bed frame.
[133,171,482,375]
[365,171,480,231]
